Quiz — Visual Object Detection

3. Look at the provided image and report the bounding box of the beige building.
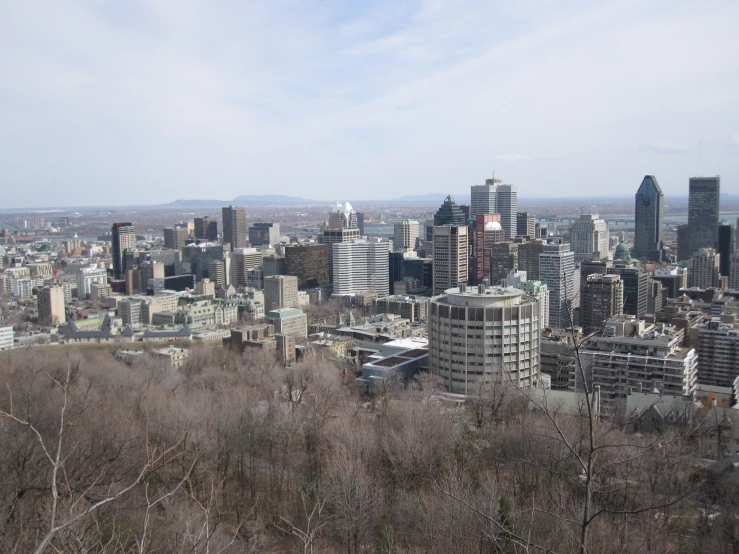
[264,275,299,311]
[195,278,216,297]
[38,285,66,325]
[432,225,468,295]
[691,248,720,288]
[393,220,419,253]
[231,248,263,287]
[152,346,191,368]
[267,308,308,339]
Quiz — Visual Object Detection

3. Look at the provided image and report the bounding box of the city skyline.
[1,1,738,208]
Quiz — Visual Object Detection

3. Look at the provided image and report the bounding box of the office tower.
[393,220,419,252]
[730,252,739,290]
[140,260,165,293]
[118,298,142,326]
[267,308,308,339]
[717,224,734,276]
[207,260,226,288]
[264,275,299,311]
[356,212,365,235]
[429,284,541,395]
[651,267,687,299]
[517,212,536,237]
[581,315,697,409]
[691,317,739,387]
[333,239,390,296]
[77,265,108,299]
[691,248,720,288]
[676,225,691,262]
[263,254,286,277]
[580,259,610,293]
[611,265,648,317]
[570,214,609,263]
[248,222,281,246]
[458,204,471,224]
[488,242,519,285]
[328,202,358,229]
[389,252,404,292]
[403,257,433,290]
[474,214,504,282]
[518,239,545,281]
[540,243,578,328]
[222,205,247,251]
[284,245,329,289]
[581,274,623,332]
[470,177,499,217]
[647,279,663,314]
[520,280,550,329]
[633,175,664,261]
[434,196,466,226]
[38,285,66,325]
[182,244,226,281]
[163,226,189,251]
[432,225,468,295]
[231,248,263,288]
[194,216,218,241]
[323,227,361,283]
[687,176,720,257]
[111,222,135,279]
[496,184,518,240]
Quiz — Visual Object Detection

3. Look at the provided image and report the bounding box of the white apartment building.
[0,326,14,350]
[570,214,609,263]
[540,243,579,328]
[77,265,108,299]
[333,239,389,296]
[393,220,419,253]
[691,248,720,288]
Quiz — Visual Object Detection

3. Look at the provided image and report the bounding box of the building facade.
[570,214,609,263]
[284,245,329,289]
[686,176,720,257]
[581,274,623,333]
[332,239,390,296]
[633,175,664,261]
[264,275,299,311]
[111,222,136,279]
[432,225,469,295]
[540,243,578,328]
[222,205,247,251]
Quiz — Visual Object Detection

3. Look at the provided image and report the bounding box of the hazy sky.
[1,0,738,207]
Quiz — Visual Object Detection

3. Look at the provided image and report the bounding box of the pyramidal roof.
[637,175,663,196]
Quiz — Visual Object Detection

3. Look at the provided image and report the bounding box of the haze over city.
[2,0,738,208]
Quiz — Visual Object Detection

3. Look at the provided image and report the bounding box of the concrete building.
[432,225,469,295]
[471,178,499,218]
[519,280,549,332]
[264,275,299,311]
[267,308,308,339]
[207,260,226,287]
[152,346,191,368]
[393,220,419,253]
[111,222,135,279]
[324,227,361,283]
[433,195,467,226]
[222,205,247,251]
[612,265,648,317]
[633,175,664,261]
[284,245,329,289]
[581,274,623,332]
[570,214,609,263]
[540,243,579,328]
[77,265,108,299]
[578,315,698,409]
[0,326,14,351]
[163,226,189,251]
[652,267,688,299]
[194,216,218,241]
[429,284,540,395]
[90,282,111,303]
[332,239,390,296]
[374,295,430,322]
[517,212,536,238]
[328,202,358,230]
[474,215,504,283]
[686,176,721,258]
[231,248,263,288]
[118,297,142,326]
[248,222,281,246]
[38,285,66,325]
[195,278,216,297]
[496,184,518,240]
[691,248,720,289]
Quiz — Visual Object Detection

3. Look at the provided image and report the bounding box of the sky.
[1,0,738,208]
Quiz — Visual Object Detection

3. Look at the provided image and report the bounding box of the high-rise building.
[163,226,189,251]
[77,265,108,299]
[676,224,691,262]
[264,275,299,311]
[633,175,664,261]
[691,248,720,288]
[207,260,227,288]
[262,254,286,278]
[520,280,549,330]
[730,252,739,290]
[570,214,609,263]
[356,212,365,236]
[611,265,648,317]
[140,260,165,293]
[231,248,263,288]
[328,202,358,229]
[434,196,467,226]
[717,224,734,277]
[403,257,433,290]
[333,239,390,296]
[581,274,623,332]
[540,243,578,328]
[429,284,541,395]
[516,212,536,238]
[284,245,329,289]
[324,227,361,283]
[393,220,419,253]
[38,285,66,325]
[267,308,308,339]
[474,214,504,282]
[488,242,519,285]
[686,176,720,257]
[496,184,518,240]
[222,205,247,251]
[651,267,687,299]
[111,222,135,279]
[194,216,218,241]
[432,225,468,295]
[518,239,546,281]
[248,222,281,246]
[690,317,739,387]
[470,178,499,218]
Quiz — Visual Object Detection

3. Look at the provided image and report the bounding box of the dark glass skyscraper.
[111,222,136,279]
[718,224,734,277]
[433,195,466,226]
[222,205,247,251]
[687,176,720,257]
[633,175,663,261]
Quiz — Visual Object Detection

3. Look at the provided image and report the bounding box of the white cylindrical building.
[429,284,541,395]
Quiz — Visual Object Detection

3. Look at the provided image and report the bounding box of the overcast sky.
[1,0,738,208]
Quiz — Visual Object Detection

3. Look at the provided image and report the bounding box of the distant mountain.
[392,193,470,203]
[231,194,318,204]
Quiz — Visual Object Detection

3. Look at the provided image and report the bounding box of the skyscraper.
[332,239,390,296]
[264,275,299,311]
[496,184,518,240]
[690,248,720,288]
[249,222,281,246]
[470,178,499,218]
[516,212,536,238]
[328,202,358,229]
[633,175,664,261]
[222,205,247,251]
[163,226,189,251]
[581,274,623,333]
[717,224,734,277]
[393,220,419,253]
[570,214,609,263]
[433,196,467,226]
[324,227,361,283]
[432,225,469,295]
[284,245,329,289]
[687,176,720,257]
[194,216,218,241]
[540,243,578,328]
[38,285,66,325]
[111,222,135,279]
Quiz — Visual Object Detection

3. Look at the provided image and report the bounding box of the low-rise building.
[152,346,191,368]
[266,308,308,339]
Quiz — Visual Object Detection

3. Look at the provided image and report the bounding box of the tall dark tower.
[433,195,466,226]
[718,224,734,277]
[222,205,247,251]
[687,176,720,256]
[111,222,135,279]
[633,175,664,261]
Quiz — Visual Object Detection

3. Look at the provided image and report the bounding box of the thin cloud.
[630,141,692,155]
